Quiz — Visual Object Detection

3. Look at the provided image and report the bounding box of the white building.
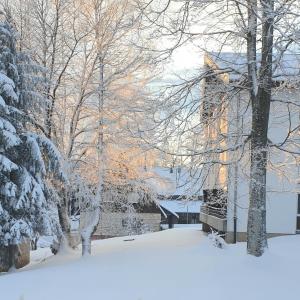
[146,167,203,227]
[199,52,300,242]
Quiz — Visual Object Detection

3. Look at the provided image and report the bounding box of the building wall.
[226,89,300,235]
[202,73,300,236]
[94,212,161,238]
[227,159,298,235]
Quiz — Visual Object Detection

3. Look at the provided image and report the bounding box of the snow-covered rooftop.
[145,167,202,197]
[159,199,202,216]
[206,51,300,81]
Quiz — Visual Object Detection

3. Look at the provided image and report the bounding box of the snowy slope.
[0,229,299,300]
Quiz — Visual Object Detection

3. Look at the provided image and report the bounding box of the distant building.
[145,167,203,228]
[159,199,202,228]
[78,167,203,239]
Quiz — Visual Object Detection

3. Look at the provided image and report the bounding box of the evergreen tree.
[0,20,65,269]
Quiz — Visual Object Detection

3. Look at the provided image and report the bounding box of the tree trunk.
[79,2,106,257]
[58,201,71,235]
[247,125,268,256]
[51,190,72,254]
[81,234,92,256]
[80,206,101,256]
[247,0,274,256]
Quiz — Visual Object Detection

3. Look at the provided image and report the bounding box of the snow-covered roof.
[159,200,202,216]
[206,51,300,81]
[145,167,202,197]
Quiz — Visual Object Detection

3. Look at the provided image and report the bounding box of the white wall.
[226,88,300,234]
[227,164,298,234]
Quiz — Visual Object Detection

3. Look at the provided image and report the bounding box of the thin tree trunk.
[80,2,106,256]
[81,234,92,256]
[81,55,105,256]
[52,190,72,253]
[58,204,71,232]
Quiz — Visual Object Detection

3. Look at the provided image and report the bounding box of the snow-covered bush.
[208,229,226,249]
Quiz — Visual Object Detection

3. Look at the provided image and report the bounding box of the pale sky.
[168,44,203,72]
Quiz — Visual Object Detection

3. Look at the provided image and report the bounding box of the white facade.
[226,92,300,237]
[201,52,300,241]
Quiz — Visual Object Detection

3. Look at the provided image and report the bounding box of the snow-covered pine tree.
[0,20,65,271]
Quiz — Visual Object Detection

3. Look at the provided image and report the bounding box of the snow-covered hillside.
[0,228,299,300]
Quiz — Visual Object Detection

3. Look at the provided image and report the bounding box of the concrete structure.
[200,52,300,242]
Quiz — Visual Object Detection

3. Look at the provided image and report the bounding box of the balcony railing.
[200,204,227,232]
[200,204,227,220]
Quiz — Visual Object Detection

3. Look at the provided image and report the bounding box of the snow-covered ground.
[0,228,299,300]
[160,223,202,229]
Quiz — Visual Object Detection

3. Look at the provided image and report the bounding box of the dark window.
[297,216,300,231]
[298,194,300,214]
[201,101,216,123]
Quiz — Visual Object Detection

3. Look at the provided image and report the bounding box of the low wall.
[95,212,161,237]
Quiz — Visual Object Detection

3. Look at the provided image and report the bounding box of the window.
[201,101,216,124]
[297,195,300,232]
[297,217,300,231]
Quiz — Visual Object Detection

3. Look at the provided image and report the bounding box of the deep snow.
[0,228,299,300]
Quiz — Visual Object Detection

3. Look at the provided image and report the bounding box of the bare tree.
[60,0,157,255]
[137,0,300,256]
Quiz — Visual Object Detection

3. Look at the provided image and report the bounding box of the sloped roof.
[159,199,202,215]
[206,51,300,81]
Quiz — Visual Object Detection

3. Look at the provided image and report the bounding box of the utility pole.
[233,94,241,243]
